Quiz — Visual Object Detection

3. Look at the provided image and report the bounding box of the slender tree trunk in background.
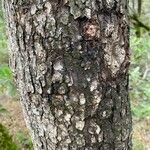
[3,0,132,149]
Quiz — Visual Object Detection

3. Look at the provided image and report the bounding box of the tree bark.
[3,0,132,149]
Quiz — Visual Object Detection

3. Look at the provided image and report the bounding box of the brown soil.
[0,95,28,135]
[0,95,31,149]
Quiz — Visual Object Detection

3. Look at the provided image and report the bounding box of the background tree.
[130,0,150,36]
[3,0,132,149]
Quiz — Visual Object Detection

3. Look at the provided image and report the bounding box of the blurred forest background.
[0,0,150,149]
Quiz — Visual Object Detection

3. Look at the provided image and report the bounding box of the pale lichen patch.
[98,132,103,142]
[105,0,115,9]
[65,75,73,87]
[96,125,101,134]
[58,86,67,95]
[37,63,47,75]
[71,94,78,102]
[52,71,63,83]
[31,5,37,15]
[20,14,26,25]
[88,120,101,136]
[44,2,52,14]
[75,121,85,130]
[59,124,69,137]
[46,17,56,37]
[86,77,91,82]
[105,24,114,37]
[25,22,32,35]
[102,111,107,117]
[90,80,98,92]
[84,8,91,19]
[104,43,126,76]
[54,61,63,71]
[57,135,62,141]
[55,109,63,117]
[91,135,96,143]
[64,113,71,122]
[79,93,86,105]
[76,134,85,146]
[65,137,71,144]
[91,96,101,115]
[69,4,82,19]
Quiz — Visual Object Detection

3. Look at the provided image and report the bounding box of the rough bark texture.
[3,0,132,149]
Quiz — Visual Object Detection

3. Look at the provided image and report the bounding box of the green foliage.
[16,131,33,150]
[132,138,145,150]
[0,123,18,150]
[130,32,150,119]
[0,7,16,96]
[129,0,150,36]
[0,9,8,64]
[0,64,16,96]
[0,104,8,114]
[132,103,150,118]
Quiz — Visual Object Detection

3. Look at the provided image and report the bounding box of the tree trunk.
[3,0,132,149]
